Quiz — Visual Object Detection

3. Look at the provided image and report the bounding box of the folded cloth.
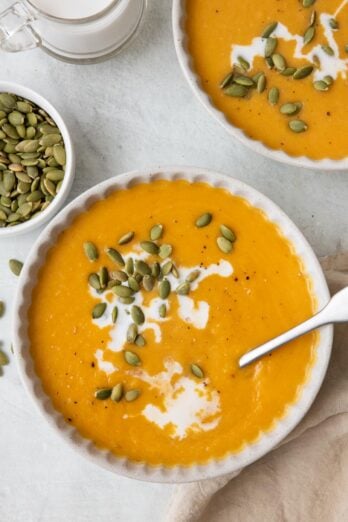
[166,253,348,522]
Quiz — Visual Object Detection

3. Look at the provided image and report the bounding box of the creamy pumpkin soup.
[29,180,317,466]
[185,0,348,159]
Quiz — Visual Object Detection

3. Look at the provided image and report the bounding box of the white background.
[0,1,347,521]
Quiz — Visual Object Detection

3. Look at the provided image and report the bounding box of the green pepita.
[220,224,236,242]
[112,285,134,298]
[191,364,204,379]
[223,84,248,98]
[92,302,106,319]
[143,274,155,291]
[289,119,308,133]
[124,350,141,366]
[140,240,159,255]
[106,247,125,266]
[261,21,278,38]
[176,281,190,295]
[95,388,112,400]
[268,87,280,105]
[84,241,98,261]
[135,334,146,347]
[293,66,313,80]
[125,389,141,402]
[303,26,315,45]
[217,236,233,253]
[111,383,123,402]
[112,306,118,324]
[150,223,163,240]
[9,258,23,276]
[118,231,134,245]
[265,37,277,58]
[195,212,212,228]
[131,305,145,325]
[135,259,151,275]
[159,303,167,318]
[186,270,200,283]
[313,80,329,91]
[159,244,173,259]
[159,279,171,299]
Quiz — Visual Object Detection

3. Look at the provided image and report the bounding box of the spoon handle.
[239,286,348,368]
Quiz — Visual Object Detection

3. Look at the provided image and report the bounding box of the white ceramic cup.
[12,166,333,482]
[0,81,75,237]
[172,0,348,171]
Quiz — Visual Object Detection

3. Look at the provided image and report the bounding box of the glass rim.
[25,0,120,24]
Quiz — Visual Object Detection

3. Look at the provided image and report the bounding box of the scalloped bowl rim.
[172,0,348,171]
[12,166,333,483]
[0,81,75,236]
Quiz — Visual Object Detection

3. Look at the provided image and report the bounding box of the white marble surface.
[0,1,347,521]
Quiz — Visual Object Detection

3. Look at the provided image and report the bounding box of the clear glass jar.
[0,0,146,64]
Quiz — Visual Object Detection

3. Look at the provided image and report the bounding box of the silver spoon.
[239,286,348,368]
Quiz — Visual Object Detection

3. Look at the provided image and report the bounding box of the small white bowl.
[172,0,348,171]
[0,81,75,236]
[13,166,333,482]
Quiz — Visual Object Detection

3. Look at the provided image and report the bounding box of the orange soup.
[29,180,317,465]
[185,0,348,160]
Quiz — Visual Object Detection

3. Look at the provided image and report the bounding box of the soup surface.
[185,0,348,160]
[29,180,317,465]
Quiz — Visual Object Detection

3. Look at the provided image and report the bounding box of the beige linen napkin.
[166,253,348,522]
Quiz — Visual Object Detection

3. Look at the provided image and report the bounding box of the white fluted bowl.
[12,166,333,482]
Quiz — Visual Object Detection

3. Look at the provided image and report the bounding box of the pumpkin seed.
[135,259,151,275]
[272,53,287,71]
[186,270,200,283]
[46,169,64,182]
[9,258,23,276]
[159,244,173,259]
[223,84,248,98]
[159,303,167,318]
[106,248,125,266]
[39,134,61,147]
[113,270,128,282]
[84,241,98,261]
[112,306,118,323]
[281,67,297,76]
[234,76,255,87]
[16,101,32,113]
[99,266,109,288]
[323,75,334,86]
[128,276,140,292]
[18,202,32,217]
[88,273,101,290]
[162,261,173,275]
[140,240,159,255]
[143,274,155,291]
[95,388,112,400]
[92,302,106,319]
[125,257,134,275]
[112,285,134,298]
[172,265,179,278]
[303,26,315,45]
[152,262,161,278]
[265,37,277,58]
[219,71,234,89]
[217,236,233,253]
[195,212,212,228]
[293,66,313,79]
[220,224,236,242]
[261,21,278,38]
[321,44,334,56]
[0,301,4,318]
[280,102,301,115]
[135,334,146,347]
[52,144,66,166]
[127,323,138,343]
[176,281,190,295]
[125,389,141,402]
[268,87,280,105]
[191,364,204,379]
[313,80,329,91]
[257,73,267,93]
[329,18,338,30]
[159,279,171,299]
[150,223,163,240]
[124,350,141,366]
[118,231,134,245]
[119,297,135,305]
[289,119,308,133]
[111,383,123,402]
[237,56,250,71]
[131,305,145,325]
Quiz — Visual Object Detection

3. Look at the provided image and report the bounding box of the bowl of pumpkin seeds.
[0,82,75,236]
